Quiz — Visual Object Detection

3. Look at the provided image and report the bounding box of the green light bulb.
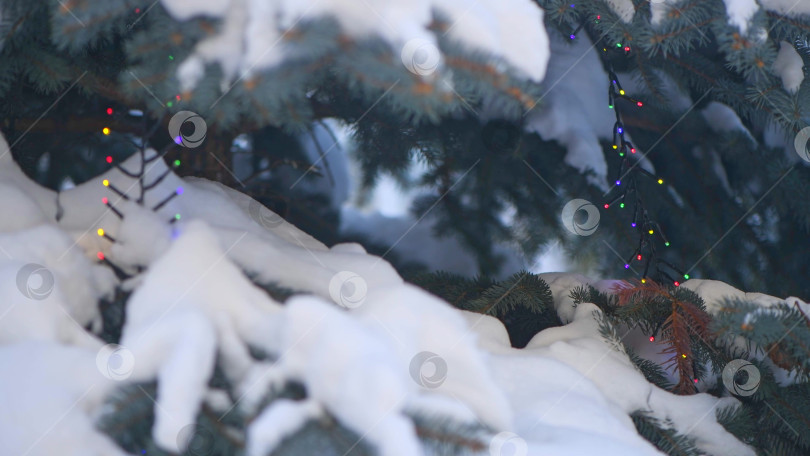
[683,274,690,279]
[174,159,181,167]
[665,242,670,247]
[619,203,625,208]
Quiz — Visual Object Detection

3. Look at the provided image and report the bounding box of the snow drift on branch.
[160,0,550,90]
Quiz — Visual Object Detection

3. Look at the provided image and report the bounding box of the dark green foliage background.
[2,0,809,298]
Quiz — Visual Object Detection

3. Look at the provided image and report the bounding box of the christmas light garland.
[95,112,185,270]
[562,4,690,286]
[600,61,689,287]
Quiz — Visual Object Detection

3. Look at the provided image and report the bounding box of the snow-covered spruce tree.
[0,0,809,455]
[4,0,810,295]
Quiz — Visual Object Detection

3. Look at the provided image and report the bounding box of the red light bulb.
[637,101,643,107]
[106,107,113,115]
[604,204,609,209]
[97,252,105,260]
[102,197,108,204]
[106,156,113,164]
[636,254,642,260]
[649,336,655,342]
[674,281,680,287]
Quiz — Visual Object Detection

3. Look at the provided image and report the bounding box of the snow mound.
[0,225,115,346]
[120,220,282,451]
[4,141,804,456]
[0,342,124,456]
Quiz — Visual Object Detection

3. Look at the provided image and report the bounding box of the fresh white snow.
[527,33,614,188]
[161,0,550,91]
[773,41,805,94]
[605,0,636,24]
[723,0,759,33]
[1,133,803,455]
[761,0,810,16]
[623,0,810,32]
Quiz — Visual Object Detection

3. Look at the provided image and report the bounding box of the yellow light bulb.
[619,89,625,95]
[612,145,618,149]
[682,354,687,358]
[102,127,110,135]
[97,228,104,237]
[641,278,646,283]
[648,229,654,235]
[657,179,664,184]
[102,179,109,187]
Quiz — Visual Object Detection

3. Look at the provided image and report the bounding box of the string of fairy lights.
[560,5,705,384]
[602,65,690,287]
[566,4,690,288]
[95,105,184,267]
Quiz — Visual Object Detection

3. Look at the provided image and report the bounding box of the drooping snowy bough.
[0,134,805,456]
